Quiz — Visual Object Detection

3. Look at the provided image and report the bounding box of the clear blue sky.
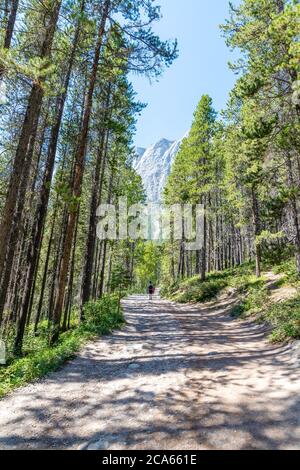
[130,0,240,148]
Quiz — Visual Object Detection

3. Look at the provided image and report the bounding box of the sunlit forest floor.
[1,260,299,400]
[162,259,300,343]
[0,296,125,398]
[0,293,299,450]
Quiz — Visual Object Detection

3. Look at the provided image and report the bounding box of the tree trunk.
[0,105,49,326]
[99,167,115,298]
[200,197,207,282]
[95,242,104,298]
[34,217,55,333]
[50,0,110,345]
[80,91,111,318]
[251,187,262,278]
[13,4,84,352]
[0,0,61,281]
[4,0,18,48]
[62,209,79,331]
[0,0,19,80]
[285,153,300,274]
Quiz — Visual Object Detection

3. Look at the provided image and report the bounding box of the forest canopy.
[162,0,300,287]
[0,0,177,355]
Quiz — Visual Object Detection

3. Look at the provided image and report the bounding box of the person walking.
[148,281,155,301]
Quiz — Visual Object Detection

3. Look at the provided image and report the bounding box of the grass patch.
[161,262,255,303]
[0,295,125,399]
[171,277,228,303]
[162,259,300,343]
[264,298,300,343]
[272,258,300,285]
[230,279,269,318]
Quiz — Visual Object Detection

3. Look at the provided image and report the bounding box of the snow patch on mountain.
[133,137,183,203]
[135,147,146,159]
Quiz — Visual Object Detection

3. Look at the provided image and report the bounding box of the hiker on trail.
[148,281,155,301]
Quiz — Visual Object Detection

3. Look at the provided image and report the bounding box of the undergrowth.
[162,259,300,343]
[0,295,125,398]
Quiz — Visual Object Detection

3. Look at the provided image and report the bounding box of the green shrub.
[172,277,228,303]
[230,281,269,318]
[273,258,300,284]
[162,262,256,304]
[160,281,180,298]
[162,260,300,343]
[0,329,83,398]
[83,294,124,333]
[0,296,124,398]
[265,297,300,342]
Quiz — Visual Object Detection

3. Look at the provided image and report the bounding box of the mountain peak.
[150,138,174,152]
[155,137,174,146]
[133,136,183,203]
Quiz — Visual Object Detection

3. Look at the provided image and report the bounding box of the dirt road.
[0,294,299,450]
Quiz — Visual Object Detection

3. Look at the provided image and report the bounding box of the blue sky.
[130,0,240,148]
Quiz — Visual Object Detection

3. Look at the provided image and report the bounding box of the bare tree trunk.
[62,209,79,331]
[3,0,18,48]
[99,167,115,298]
[129,242,135,287]
[200,197,207,282]
[13,6,84,352]
[50,0,110,345]
[106,248,112,293]
[80,107,111,318]
[286,153,300,274]
[0,105,49,326]
[95,242,103,298]
[0,0,61,281]
[99,240,108,297]
[251,187,262,278]
[0,0,19,80]
[34,218,55,333]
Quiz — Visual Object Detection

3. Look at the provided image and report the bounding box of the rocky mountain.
[133,137,183,203]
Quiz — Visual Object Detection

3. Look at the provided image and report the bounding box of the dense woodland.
[162,0,300,288]
[0,0,299,362]
[0,0,176,356]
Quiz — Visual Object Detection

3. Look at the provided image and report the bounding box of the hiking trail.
[0,293,299,450]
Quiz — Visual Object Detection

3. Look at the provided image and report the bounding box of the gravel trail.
[0,294,299,450]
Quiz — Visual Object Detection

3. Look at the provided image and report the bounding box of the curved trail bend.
[0,294,299,450]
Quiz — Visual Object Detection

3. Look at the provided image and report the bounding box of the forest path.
[0,293,299,450]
